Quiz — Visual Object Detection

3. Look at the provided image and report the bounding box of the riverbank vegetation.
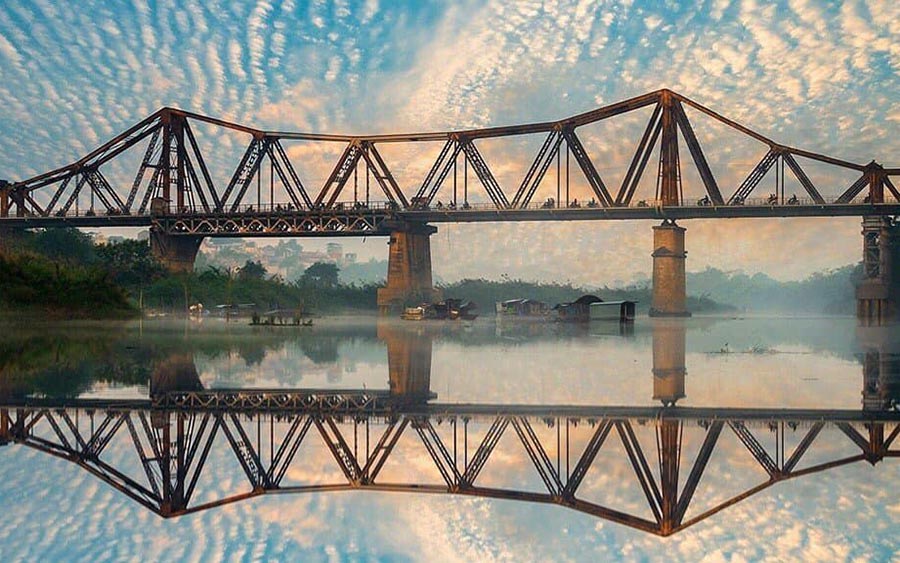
[0,228,865,317]
[0,252,136,318]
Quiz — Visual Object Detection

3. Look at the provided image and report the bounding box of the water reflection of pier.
[0,322,898,537]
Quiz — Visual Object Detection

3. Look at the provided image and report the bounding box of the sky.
[0,0,898,284]
[1,319,899,561]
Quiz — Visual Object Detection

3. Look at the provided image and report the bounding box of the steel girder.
[4,89,896,223]
[2,405,897,535]
[153,209,393,237]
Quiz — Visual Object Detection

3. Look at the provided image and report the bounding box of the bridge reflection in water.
[0,322,898,537]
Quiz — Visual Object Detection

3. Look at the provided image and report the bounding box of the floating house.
[554,295,636,323]
[495,298,551,317]
[401,299,478,321]
[589,300,636,322]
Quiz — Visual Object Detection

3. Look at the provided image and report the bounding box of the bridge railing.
[2,194,897,220]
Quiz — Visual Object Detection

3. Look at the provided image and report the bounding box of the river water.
[0,315,897,561]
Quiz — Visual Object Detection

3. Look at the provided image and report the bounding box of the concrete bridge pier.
[652,320,687,406]
[649,220,691,318]
[378,322,434,404]
[856,216,899,324]
[377,222,441,314]
[150,229,203,274]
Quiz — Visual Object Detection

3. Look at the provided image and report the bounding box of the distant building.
[344,253,357,264]
[137,230,150,241]
[326,242,343,261]
[206,238,243,247]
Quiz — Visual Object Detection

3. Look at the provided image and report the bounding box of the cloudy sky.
[0,0,898,283]
[1,320,899,561]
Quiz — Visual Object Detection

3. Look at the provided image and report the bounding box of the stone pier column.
[150,229,203,274]
[0,408,10,447]
[649,221,691,317]
[376,222,441,314]
[378,322,435,404]
[0,180,10,217]
[651,320,686,407]
[150,352,203,395]
[856,216,898,324]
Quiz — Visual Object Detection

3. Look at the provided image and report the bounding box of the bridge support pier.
[378,322,435,404]
[856,216,899,324]
[652,320,687,406]
[649,221,691,317]
[377,222,441,314]
[150,229,203,274]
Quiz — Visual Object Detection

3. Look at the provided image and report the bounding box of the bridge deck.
[0,202,897,235]
[3,394,898,422]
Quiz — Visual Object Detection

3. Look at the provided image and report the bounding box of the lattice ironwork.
[1,404,897,536]
[2,89,897,225]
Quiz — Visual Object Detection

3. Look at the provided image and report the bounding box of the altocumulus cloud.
[0,0,896,282]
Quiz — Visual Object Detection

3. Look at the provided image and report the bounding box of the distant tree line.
[1,228,863,317]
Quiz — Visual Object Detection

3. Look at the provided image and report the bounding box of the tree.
[300,262,339,287]
[238,260,267,281]
[31,228,96,264]
[95,239,165,287]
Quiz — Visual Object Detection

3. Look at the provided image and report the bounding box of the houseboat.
[554,295,636,323]
[589,300,636,322]
[495,298,551,318]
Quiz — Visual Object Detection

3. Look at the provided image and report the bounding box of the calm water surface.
[0,315,897,561]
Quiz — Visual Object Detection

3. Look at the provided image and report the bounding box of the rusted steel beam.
[13,111,164,192]
[673,100,724,205]
[674,420,723,525]
[729,421,778,476]
[314,142,360,208]
[363,143,409,208]
[616,420,663,524]
[563,419,612,497]
[512,131,563,208]
[460,141,509,208]
[183,415,218,505]
[414,418,461,488]
[183,120,219,211]
[836,174,870,204]
[883,176,900,201]
[568,90,662,127]
[361,418,408,484]
[729,149,778,204]
[616,103,662,205]
[267,416,313,486]
[461,416,508,485]
[412,139,460,207]
[562,129,613,206]
[657,93,682,206]
[124,126,162,212]
[313,415,362,483]
[218,413,267,488]
[510,417,563,495]
[782,152,825,204]
[268,140,311,209]
[225,139,268,212]
[673,93,864,171]
[782,421,824,474]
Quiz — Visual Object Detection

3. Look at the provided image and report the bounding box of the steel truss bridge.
[2,392,898,536]
[2,89,899,237]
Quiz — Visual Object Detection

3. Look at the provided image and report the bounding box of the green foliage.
[140,265,379,313]
[95,239,166,287]
[300,262,340,287]
[30,228,97,264]
[238,260,267,281]
[0,251,136,318]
